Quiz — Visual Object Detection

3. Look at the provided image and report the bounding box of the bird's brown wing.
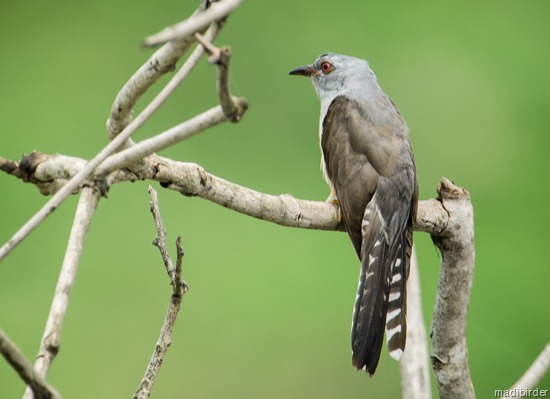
[321,95,417,375]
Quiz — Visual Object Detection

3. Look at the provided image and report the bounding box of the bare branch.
[413,198,450,235]
[0,329,62,399]
[21,186,100,399]
[510,342,550,390]
[151,155,453,236]
[0,156,23,176]
[194,31,220,58]
[153,155,343,230]
[399,247,432,399]
[148,186,176,282]
[143,0,243,47]
[195,33,244,121]
[1,153,88,196]
[430,178,476,398]
[133,188,188,399]
[1,152,451,236]
[174,236,185,297]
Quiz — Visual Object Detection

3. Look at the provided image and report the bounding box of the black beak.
[289,65,316,77]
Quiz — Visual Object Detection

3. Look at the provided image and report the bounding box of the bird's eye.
[321,61,333,74]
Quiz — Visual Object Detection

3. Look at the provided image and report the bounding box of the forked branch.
[195,32,245,121]
[133,188,188,399]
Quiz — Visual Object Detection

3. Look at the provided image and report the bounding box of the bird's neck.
[318,87,395,127]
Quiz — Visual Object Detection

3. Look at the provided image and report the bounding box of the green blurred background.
[1,0,549,397]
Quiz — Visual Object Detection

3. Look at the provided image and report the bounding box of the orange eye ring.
[321,61,333,74]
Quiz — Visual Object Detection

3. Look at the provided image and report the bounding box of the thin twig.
[174,236,185,297]
[195,33,243,121]
[399,247,432,399]
[0,329,62,399]
[430,178,476,398]
[194,32,220,59]
[21,186,100,399]
[143,0,243,47]
[510,343,550,390]
[148,186,175,282]
[134,188,188,399]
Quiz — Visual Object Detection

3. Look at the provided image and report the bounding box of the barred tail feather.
[351,196,413,375]
[351,200,392,375]
[385,227,411,361]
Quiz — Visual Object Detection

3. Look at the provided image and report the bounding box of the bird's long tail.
[350,200,410,375]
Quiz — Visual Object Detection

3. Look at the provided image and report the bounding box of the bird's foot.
[326,196,343,224]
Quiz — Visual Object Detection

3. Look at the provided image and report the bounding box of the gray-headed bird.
[290,53,418,375]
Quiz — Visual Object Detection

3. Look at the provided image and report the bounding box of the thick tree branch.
[399,248,432,399]
[0,329,62,399]
[430,178,475,399]
[0,152,450,235]
[133,188,188,399]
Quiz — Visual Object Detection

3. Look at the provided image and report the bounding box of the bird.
[289,53,418,376]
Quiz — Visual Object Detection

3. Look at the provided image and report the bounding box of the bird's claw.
[327,198,343,224]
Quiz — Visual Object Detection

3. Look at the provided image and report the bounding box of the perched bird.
[289,53,418,375]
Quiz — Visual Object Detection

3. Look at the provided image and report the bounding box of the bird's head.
[289,53,378,100]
